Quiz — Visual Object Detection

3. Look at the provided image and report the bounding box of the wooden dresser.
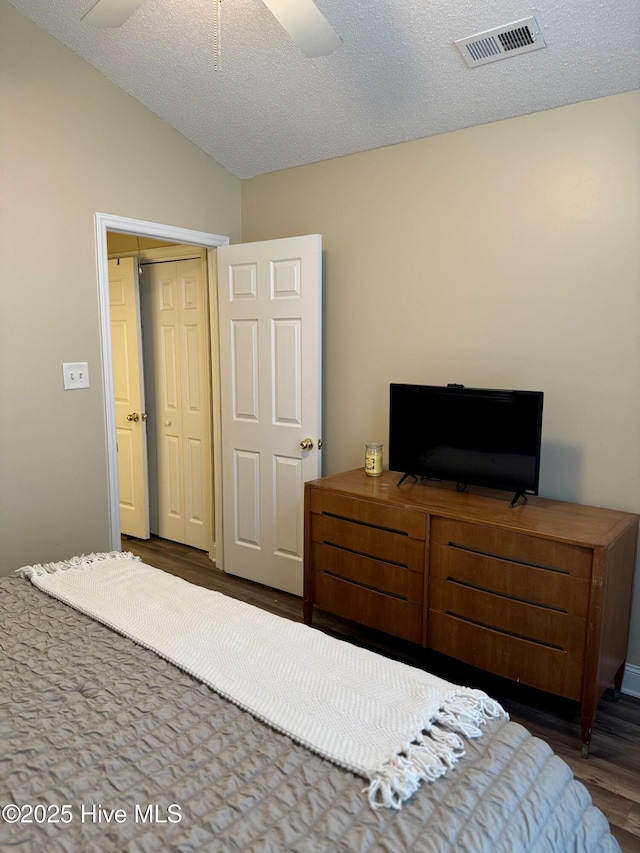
[303,469,639,754]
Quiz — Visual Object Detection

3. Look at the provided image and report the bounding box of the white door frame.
[94,212,229,554]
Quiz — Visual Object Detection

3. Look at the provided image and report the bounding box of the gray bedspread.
[0,576,620,853]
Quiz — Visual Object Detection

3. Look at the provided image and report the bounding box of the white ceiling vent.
[455,17,546,68]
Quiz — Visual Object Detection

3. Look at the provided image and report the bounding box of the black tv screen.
[389,384,543,497]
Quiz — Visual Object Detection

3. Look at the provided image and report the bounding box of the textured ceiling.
[8,0,640,179]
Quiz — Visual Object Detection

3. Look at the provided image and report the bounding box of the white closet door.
[109,257,149,539]
[148,258,211,550]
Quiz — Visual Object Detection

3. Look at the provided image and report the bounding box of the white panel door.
[217,235,322,595]
[146,258,212,550]
[108,257,150,539]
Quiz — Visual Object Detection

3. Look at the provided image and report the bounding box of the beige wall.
[0,2,241,573]
[242,91,640,666]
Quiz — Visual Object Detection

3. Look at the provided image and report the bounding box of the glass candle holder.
[364,442,383,477]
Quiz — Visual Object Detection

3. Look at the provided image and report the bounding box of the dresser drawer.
[427,611,584,701]
[314,571,422,643]
[311,513,425,573]
[310,490,426,539]
[430,542,590,617]
[311,542,423,603]
[429,576,587,656]
[431,517,592,580]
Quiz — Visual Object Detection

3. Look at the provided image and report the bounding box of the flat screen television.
[389,384,543,506]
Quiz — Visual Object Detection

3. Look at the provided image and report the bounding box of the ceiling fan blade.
[82,0,149,28]
[261,0,342,58]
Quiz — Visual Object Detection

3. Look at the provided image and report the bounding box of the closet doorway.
[98,213,322,593]
[107,234,214,556]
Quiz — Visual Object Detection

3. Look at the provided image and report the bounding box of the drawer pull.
[324,540,409,569]
[445,610,566,652]
[446,541,570,575]
[324,511,409,537]
[445,575,567,613]
[324,570,409,601]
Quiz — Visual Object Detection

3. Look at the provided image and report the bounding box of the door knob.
[299,438,314,450]
[127,412,140,422]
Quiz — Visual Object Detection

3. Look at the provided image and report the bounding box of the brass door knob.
[127,412,140,422]
[299,438,314,450]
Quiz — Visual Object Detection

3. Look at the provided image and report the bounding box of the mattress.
[0,575,621,852]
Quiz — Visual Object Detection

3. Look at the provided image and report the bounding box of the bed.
[1,554,621,853]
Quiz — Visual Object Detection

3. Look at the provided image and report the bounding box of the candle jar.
[364,442,383,477]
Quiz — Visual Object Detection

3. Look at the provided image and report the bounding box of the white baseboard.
[622,662,640,698]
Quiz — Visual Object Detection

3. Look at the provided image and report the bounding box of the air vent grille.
[498,26,535,52]
[455,17,546,68]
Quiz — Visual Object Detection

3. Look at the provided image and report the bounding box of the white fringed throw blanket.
[18,552,505,809]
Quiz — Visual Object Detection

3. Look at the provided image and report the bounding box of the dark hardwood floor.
[123,535,640,852]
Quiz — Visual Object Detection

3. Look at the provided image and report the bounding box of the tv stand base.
[399,477,531,509]
[509,490,528,509]
[397,472,418,487]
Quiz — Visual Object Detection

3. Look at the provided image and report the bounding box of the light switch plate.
[63,362,90,390]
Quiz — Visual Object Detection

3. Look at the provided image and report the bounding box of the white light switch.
[63,362,90,390]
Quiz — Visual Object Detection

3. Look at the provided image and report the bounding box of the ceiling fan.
[81,0,343,59]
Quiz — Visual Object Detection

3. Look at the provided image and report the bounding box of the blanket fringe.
[368,689,505,810]
[16,551,138,579]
